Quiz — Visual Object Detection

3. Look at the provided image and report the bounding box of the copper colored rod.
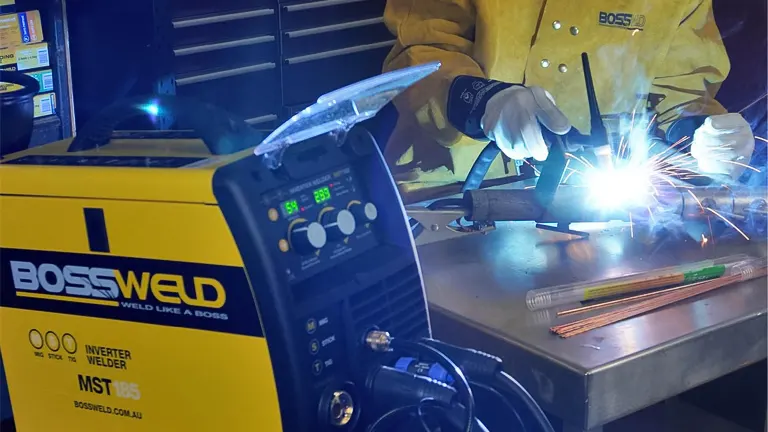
[552,278,719,332]
[555,284,724,336]
[554,272,761,337]
[550,268,766,338]
[556,284,695,317]
[551,277,738,335]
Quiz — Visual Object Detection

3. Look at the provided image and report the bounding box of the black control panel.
[262,165,379,282]
[214,126,429,432]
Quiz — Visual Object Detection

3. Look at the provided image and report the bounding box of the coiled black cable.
[494,371,554,432]
[390,339,475,432]
[470,381,527,432]
[367,405,417,432]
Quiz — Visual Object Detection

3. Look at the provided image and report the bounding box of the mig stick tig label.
[0,248,283,431]
[0,309,283,431]
[0,248,263,337]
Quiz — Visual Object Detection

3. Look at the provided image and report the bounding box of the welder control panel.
[262,165,379,282]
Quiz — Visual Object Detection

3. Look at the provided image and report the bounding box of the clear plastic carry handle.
[253,62,441,169]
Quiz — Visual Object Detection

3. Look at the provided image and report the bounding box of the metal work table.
[417,220,767,431]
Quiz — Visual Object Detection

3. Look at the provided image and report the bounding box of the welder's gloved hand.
[691,113,755,178]
[481,86,572,161]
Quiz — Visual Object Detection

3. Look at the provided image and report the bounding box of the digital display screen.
[313,186,332,204]
[282,199,299,216]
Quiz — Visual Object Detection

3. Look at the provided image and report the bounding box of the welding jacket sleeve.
[652,0,731,128]
[382,0,491,147]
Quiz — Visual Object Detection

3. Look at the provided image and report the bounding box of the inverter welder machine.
[0,64,555,432]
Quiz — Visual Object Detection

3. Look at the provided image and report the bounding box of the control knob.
[349,202,378,223]
[321,209,356,240]
[289,221,327,255]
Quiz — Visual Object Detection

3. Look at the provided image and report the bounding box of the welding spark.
[657,175,678,187]
[717,159,762,173]
[686,190,704,211]
[576,113,758,243]
[649,137,691,167]
[577,155,595,169]
[645,114,658,132]
[705,207,750,240]
[620,109,639,160]
[618,135,628,160]
[562,165,582,184]
[564,153,595,170]
[701,234,708,247]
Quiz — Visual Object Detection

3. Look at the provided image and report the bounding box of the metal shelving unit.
[1,0,76,146]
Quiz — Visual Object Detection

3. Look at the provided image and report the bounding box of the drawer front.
[282,45,392,106]
[173,11,276,48]
[280,0,391,106]
[174,40,277,76]
[176,66,280,122]
[166,0,393,130]
[281,0,384,28]
[169,0,276,20]
[169,2,280,128]
[283,21,391,58]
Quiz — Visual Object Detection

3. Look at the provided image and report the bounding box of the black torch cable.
[417,399,441,432]
[420,399,490,432]
[367,405,418,432]
[390,339,476,432]
[367,400,447,432]
[462,141,501,193]
[493,371,554,432]
[470,380,527,432]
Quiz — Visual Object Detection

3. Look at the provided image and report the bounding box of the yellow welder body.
[0,138,283,431]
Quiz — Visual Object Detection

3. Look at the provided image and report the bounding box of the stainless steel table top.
[417,220,767,430]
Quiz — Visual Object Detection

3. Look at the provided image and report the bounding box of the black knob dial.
[321,209,356,240]
[349,202,378,223]
[289,221,327,255]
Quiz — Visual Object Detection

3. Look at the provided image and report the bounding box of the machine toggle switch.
[321,209,356,240]
[349,202,378,224]
[289,221,327,255]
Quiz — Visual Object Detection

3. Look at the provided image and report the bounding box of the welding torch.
[462,53,614,202]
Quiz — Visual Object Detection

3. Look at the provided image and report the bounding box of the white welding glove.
[691,113,755,178]
[481,86,571,161]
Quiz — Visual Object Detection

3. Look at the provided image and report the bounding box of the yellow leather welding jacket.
[382,0,730,200]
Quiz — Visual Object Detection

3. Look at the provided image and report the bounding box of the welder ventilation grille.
[349,264,429,340]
